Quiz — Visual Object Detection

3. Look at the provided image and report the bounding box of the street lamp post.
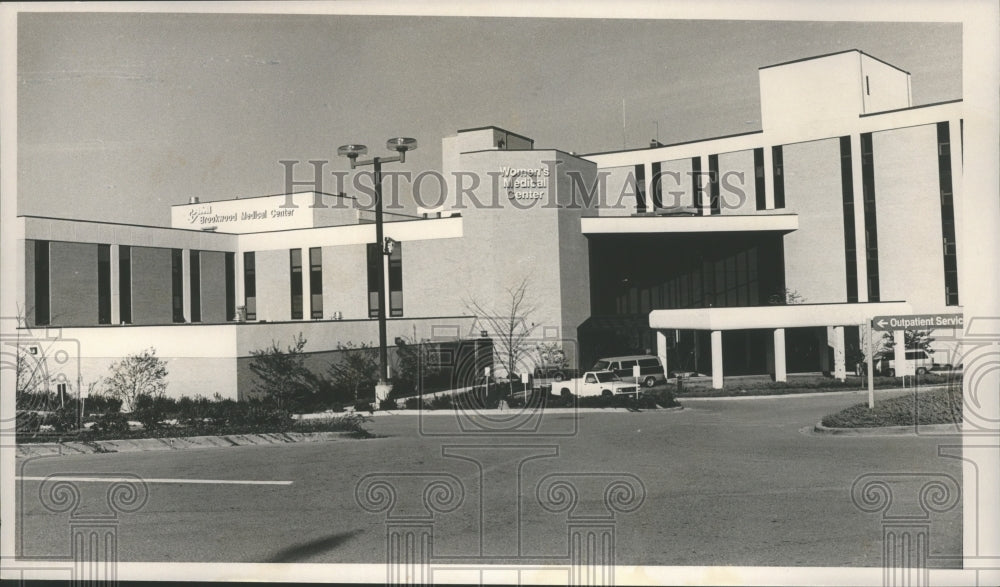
[338,138,418,404]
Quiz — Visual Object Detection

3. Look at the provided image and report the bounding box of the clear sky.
[17,12,961,226]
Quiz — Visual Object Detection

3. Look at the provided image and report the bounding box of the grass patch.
[821,387,963,428]
[674,373,957,398]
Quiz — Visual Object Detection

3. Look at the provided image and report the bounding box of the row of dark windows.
[633,148,783,214]
[859,132,881,302]
[937,121,959,306]
[366,243,404,318]
[839,136,859,302]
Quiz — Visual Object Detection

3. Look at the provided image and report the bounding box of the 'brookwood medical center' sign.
[871,313,964,331]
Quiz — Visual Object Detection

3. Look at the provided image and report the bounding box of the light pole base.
[375,382,393,407]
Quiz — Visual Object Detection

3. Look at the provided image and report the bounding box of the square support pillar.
[773,328,787,383]
[656,330,669,379]
[818,327,831,374]
[762,145,775,210]
[833,326,847,381]
[893,329,909,376]
[710,330,723,389]
[181,248,192,323]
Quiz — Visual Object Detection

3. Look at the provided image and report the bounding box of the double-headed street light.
[338,137,418,401]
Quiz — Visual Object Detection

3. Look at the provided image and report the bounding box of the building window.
[367,243,381,318]
[860,132,880,301]
[753,148,765,211]
[171,249,184,322]
[839,136,859,302]
[119,245,132,324]
[243,252,256,320]
[34,240,50,326]
[290,248,303,320]
[708,154,721,215]
[97,244,111,325]
[937,122,959,306]
[388,242,403,317]
[691,157,704,213]
[309,247,323,319]
[189,250,201,323]
[224,252,236,321]
[771,145,785,209]
[651,161,663,209]
[633,164,647,213]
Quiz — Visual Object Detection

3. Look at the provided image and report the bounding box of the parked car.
[859,349,940,376]
[555,370,639,398]
[592,355,665,388]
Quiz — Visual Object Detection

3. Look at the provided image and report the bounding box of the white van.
[592,355,665,388]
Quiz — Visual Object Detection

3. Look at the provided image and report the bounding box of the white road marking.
[15,476,292,486]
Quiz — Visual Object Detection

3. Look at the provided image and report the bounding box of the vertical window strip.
[634,164,647,213]
[771,146,785,209]
[708,154,721,215]
[189,250,201,323]
[937,122,959,306]
[651,161,663,209]
[839,137,859,302]
[691,157,703,214]
[224,252,235,321]
[388,242,403,317]
[34,240,50,325]
[309,247,323,319]
[119,245,132,324]
[97,244,111,325]
[289,248,303,320]
[367,243,380,318]
[171,249,184,322]
[243,251,256,320]
[753,148,766,211]
[860,132,880,302]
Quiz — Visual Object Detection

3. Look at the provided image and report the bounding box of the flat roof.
[649,301,913,330]
[581,130,763,158]
[170,191,354,207]
[581,214,798,235]
[456,125,534,145]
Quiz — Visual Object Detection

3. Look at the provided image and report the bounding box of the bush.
[104,348,168,411]
[46,403,80,432]
[84,394,122,415]
[404,397,423,410]
[248,334,315,411]
[92,412,130,436]
[353,401,373,413]
[379,398,397,411]
[426,394,454,410]
[16,411,42,434]
[132,395,176,430]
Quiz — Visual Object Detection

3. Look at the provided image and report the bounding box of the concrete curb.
[807,421,961,437]
[15,431,355,459]
[366,405,685,416]
[679,384,950,402]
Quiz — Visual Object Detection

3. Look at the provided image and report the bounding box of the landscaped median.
[813,386,963,435]
[671,372,959,398]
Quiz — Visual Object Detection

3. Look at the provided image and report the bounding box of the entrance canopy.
[649,301,913,330]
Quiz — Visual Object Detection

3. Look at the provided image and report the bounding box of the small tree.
[883,329,935,353]
[327,342,379,403]
[104,348,168,412]
[392,333,441,398]
[248,334,314,410]
[465,277,539,395]
[767,288,805,305]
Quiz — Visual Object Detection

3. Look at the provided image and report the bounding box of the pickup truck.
[554,370,639,398]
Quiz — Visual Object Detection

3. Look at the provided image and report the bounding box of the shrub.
[104,348,169,411]
[84,394,123,415]
[16,411,42,434]
[353,401,374,413]
[91,412,130,436]
[379,398,397,411]
[404,397,423,410]
[45,403,80,432]
[132,395,177,430]
[426,394,454,410]
[248,334,315,411]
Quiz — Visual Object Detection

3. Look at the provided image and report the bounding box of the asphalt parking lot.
[14,389,962,568]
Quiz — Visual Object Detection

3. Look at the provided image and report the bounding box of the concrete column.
[893,329,909,376]
[773,328,787,383]
[301,248,311,319]
[656,330,669,378]
[710,330,723,389]
[833,326,847,381]
[109,245,120,325]
[181,248,191,323]
[849,133,870,302]
[762,145,775,210]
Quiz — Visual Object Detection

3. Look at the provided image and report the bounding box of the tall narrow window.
[189,250,201,323]
[367,243,381,318]
[119,245,132,324]
[97,244,111,325]
[224,252,235,321]
[771,145,785,209]
[243,252,256,320]
[937,122,959,306]
[708,154,721,215]
[839,137,859,302]
[651,161,663,209]
[753,148,766,210]
[309,247,323,319]
[691,157,704,213]
[171,249,184,322]
[860,132,880,301]
[290,249,303,320]
[388,242,403,317]
[633,164,647,213]
[34,240,50,326]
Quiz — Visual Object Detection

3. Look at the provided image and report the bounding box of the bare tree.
[464,277,538,393]
[103,347,168,411]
